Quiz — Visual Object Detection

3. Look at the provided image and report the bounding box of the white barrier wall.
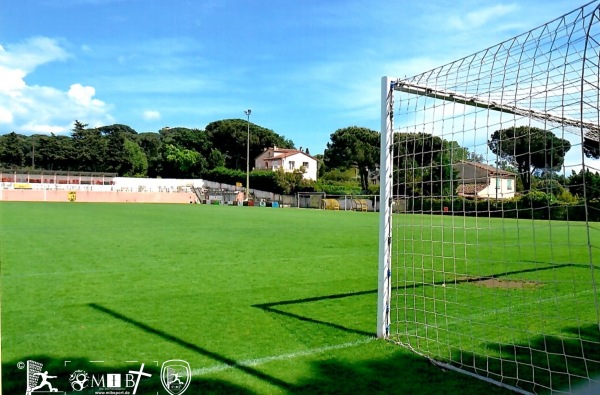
[113,177,204,192]
[1,177,205,193]
[0,175,296,205]
[0,189,197,204]
[0,177,204,204]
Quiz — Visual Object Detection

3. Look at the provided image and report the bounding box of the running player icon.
[31,371,59,392]
[169,372,183,386]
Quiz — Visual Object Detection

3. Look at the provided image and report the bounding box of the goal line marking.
[192,336,376,376]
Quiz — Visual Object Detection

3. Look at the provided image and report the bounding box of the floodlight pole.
[245,109,252,199]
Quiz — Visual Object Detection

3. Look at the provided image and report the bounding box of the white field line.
[192,336,376,376]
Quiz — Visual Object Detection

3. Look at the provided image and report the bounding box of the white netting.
[380,2,600,393]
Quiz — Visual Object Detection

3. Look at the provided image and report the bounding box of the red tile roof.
[457,160,514,177]
[261,148,316,161]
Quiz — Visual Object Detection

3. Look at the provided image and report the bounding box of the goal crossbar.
[393,80,600,143]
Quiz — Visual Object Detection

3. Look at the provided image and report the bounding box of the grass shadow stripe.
[88,303,294,390]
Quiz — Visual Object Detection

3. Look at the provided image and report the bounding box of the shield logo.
[160,360,191,395]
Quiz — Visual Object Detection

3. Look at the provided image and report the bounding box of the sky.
[0,0,585,155]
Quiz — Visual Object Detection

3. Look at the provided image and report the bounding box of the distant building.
[453,161,516,199]
[254,146,317,181]
[0,169,117,185]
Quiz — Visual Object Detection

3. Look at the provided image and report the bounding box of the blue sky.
[0,0,580,154]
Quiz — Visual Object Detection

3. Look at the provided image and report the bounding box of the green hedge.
[402,194,600,222]
[203,167,315,195]
[314,181,363,195]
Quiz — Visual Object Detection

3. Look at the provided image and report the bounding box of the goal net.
[378,2,600,394]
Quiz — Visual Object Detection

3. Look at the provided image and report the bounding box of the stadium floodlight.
[379,1,600,394]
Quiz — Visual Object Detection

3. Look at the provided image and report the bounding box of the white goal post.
[377,77,394,339]
[378,2,600,393]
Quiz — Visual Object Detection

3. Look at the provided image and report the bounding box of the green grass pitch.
[389,213,599,393]
[0,202,596,394]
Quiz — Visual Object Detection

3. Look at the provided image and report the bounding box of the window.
[495,178,501,189]
[507,179,513,191]
[289,161,295,170]
[302,161,309,168]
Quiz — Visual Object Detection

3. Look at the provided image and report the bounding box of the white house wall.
[281,153,317,180]
[254,151,317,180]
[477,177,516,199]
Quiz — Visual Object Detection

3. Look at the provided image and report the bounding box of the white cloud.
[0,37,114,134]
[0,36,69,72]
[20,122,67,134]
[0,66,27,97]
[448,4,518,30]
[142,110,161,120]
[0,106,13,123]
[68,83,102,107]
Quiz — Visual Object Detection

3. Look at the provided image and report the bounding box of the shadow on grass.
[79,303,511,394]
[7,303,594,393]
[521,260,599,271]
[88,303,293,391]
[1,347,514,395]
[253,289,375,337]
[253,265,599,393]
[392,323,600,394]
[459,323,600,394]
[252,263,584,339]
[1,356,254,395]
[21,270,589,395]
[289,347,513,395]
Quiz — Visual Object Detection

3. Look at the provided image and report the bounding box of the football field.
[2,201,595,394]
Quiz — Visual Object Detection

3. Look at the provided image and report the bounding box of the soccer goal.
[378,2,600,394]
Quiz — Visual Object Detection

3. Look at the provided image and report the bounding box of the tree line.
[0,119,294,178]
[0,120,598,200]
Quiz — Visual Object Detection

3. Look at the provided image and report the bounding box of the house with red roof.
[453,161,516,199]
[254,146,317,181]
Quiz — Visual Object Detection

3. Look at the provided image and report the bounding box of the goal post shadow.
[252,262,586,338]
[252,289,376,338]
